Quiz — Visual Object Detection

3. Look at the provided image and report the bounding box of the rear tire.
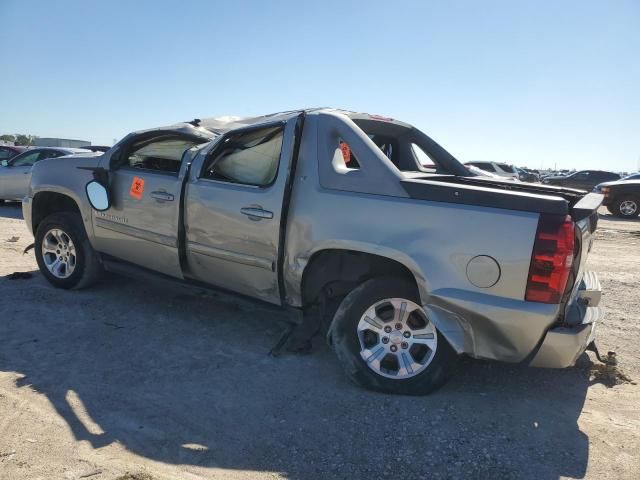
[35,212,103,289]
[612,196,640,218]
[331,276,458,395]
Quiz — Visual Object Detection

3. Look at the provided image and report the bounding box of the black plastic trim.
[277,113,305,306]
[571,192,604,221]
[401,179,569,215]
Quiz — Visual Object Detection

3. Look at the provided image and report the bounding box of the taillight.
[525,214,575,304]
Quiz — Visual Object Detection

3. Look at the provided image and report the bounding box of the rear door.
[91,134,204,278]
[184,117,298,304]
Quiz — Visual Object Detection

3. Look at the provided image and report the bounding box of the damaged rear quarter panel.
[283,112,549,361]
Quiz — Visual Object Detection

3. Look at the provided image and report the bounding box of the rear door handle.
[240,207,273,220]
[151,191,174,201]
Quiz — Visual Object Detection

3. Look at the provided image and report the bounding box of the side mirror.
[1,160,9,167]
[86,180,111,211]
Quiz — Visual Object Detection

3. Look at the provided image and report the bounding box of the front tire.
[35,212,102,289]
[612,196,640,218]
[331,276,458,395]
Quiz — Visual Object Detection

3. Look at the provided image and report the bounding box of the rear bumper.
[529,271,602,368]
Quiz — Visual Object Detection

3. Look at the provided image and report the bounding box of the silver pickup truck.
[23,108,604,395]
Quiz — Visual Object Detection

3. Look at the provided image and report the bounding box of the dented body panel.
[24,108,603,368]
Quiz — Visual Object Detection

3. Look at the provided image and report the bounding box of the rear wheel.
[35,212,103,289]
[612,196,639,218]
[331,276,458,395]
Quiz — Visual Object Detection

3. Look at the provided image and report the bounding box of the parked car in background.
[516,167,540,183]
[593,177,640,218]
[0,147,92,202]
[620,172,640,181]
[466,164,516,181]
[464,161,519,180]
[542,170,620,191]
[83,145,111,153]
[0,145,27,162]
[23,108,603,395]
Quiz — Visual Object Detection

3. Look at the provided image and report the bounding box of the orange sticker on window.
[129,176,145,199]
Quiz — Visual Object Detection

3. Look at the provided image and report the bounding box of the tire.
[34,212,103,289]
[331,276,458,395]
[612,196,640,218]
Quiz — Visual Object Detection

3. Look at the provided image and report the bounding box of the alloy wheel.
[41,228,77,279]
[357,298,437,379]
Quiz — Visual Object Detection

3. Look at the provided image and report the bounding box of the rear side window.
[411,143,435,170]
[201,125,283,186]
[337,138,360,169]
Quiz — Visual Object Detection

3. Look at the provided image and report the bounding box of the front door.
[184,117,299,304]
[91,135,203,278]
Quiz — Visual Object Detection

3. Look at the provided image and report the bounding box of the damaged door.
[184,117,299,304]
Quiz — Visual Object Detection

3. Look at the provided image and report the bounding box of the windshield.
[623,173,640,180]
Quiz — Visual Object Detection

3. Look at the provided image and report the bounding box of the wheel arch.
[300,248,424,309]
[31,190,85,234]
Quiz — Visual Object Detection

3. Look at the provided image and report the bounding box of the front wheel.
[331,276,458,395]
[612,196,640,218]
[35,212,103,289]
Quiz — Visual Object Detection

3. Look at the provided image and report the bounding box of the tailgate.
[565,193,603,310]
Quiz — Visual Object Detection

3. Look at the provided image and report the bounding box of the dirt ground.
[0,202,638,480]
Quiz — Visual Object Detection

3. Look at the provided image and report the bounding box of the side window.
[411,144,436,170]
[337,138,360,169]
[0,148,14,160]
[37,150,65,161]
[11,151,40,167]
[202,125,283,186]
[125,137,199,174]
[574,172,589,180]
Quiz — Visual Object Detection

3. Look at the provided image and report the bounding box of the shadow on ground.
[0,271,591,479]
[0,202,23,220]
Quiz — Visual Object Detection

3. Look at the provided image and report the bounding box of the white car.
[465,161,520,180]
[0,147,92,202]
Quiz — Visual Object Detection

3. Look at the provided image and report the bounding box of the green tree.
[0,134,16,143]
[15,134,36,146]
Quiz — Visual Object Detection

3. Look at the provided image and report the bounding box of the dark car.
[0,145,27,162]
[541,170,620,191]
[516,167,540,183]
[594,177,640,218]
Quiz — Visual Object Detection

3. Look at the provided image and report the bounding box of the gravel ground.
[0,202,638,480]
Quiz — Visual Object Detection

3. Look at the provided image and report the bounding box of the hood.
[595,179,640,190]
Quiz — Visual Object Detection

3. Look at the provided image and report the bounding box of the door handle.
[240,207,273,220]
[151,191,174,201]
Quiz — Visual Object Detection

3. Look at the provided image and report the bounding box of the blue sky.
[1,0,638,171]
